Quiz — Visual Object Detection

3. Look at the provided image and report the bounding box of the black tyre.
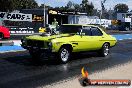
[58,47,71,64]
[29,50,41,61]
[0,33,4,39]
[99,43,110,57]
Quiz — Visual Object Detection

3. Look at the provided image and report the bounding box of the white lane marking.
[13,40,21,46]
[0,50,26,54]
[119,39,123,40]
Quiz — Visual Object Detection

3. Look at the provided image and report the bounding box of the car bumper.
[21,44,56,59]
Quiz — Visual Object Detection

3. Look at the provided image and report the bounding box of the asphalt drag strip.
[0,40,132,88]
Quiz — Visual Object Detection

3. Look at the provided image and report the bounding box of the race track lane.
[0,40,132,88]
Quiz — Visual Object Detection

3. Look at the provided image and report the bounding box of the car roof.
[62,24,98,27]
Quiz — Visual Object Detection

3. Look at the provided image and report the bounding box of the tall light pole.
[100,1,103,25]
[43,0,46,27]
[100,0,107,25]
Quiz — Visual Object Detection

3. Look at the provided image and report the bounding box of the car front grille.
[27,40,44,48]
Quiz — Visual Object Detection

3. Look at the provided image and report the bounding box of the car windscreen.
[56,25,82,34]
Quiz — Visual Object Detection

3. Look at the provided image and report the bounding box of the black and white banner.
[0,12,32,22]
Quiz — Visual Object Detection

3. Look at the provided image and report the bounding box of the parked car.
[0,26,10,39]
[21,24,117,63]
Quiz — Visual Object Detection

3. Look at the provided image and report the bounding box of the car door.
[78,26,95,51]
[90,27,104,50]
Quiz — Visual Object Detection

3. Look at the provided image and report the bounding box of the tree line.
[0,0,130,17]
[0,0,38,11]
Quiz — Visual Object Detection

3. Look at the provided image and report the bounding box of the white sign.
[78,17,111,25]
[125,18,131,22]
[9,27,34,34]
[0,12,32,22]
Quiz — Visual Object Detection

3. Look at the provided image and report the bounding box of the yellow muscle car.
[21,24,117,63]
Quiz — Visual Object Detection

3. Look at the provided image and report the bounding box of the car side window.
[82,27,91,36]
[57,25,82,34]
[91,27,103,36]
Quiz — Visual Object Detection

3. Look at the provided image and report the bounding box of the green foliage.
[53,0,94,16]
[0,0,13,11]
[0,0,94,16]
[74,4,80,11]
[66,1,74,9]
[80,0,94,15]
[0,0,38,12]
[54,1,80,11]
[39,4,53,9]
[114,4,129,13]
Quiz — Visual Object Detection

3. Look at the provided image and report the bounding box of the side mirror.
[78,29,85,36]
[76,32,85,36]
[79,32,85,38]
[81,33,85,36]
[80,32,85,37]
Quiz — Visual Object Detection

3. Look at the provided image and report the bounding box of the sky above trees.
[36,0,132,10]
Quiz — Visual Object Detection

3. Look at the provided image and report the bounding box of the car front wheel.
[58,47,71,63]
[99,43,110,57]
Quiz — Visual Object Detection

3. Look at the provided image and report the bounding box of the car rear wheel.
[58,47,71,64]
[0,33,4,39]
[99,43,110,57]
